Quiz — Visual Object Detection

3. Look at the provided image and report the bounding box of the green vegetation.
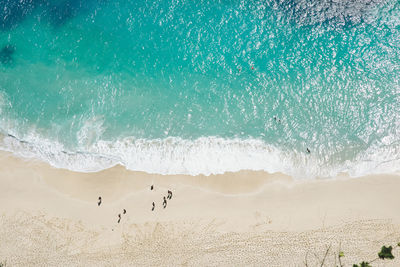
[352,244,398,267]
[353,262,371,267]
[377,246,394,260]
[306,242,399,266]
[353,244,399,267]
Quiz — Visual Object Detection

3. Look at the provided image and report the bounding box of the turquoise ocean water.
[0,0,399,178]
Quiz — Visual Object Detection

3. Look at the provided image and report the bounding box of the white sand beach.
[0,151,399,266]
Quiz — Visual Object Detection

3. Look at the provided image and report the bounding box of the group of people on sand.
[151,185,172,210]
[98,196,127,223]
[117,209,127,223]
[97,186,173,224]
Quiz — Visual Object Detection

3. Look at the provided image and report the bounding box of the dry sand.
[0,151,399,266]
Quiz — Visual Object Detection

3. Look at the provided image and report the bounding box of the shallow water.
[0,0,399,178]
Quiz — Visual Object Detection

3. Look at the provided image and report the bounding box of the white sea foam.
[0,130,399,179]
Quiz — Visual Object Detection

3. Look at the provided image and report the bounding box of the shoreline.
[1,151,400,265]
[2,132,398,179]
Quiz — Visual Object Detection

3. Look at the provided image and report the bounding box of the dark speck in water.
[0,45,16,64]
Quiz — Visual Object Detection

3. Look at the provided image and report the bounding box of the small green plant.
[353,245,397,266]
[378,246,394,259]
[306,242,399,266]
[353,262,371,267]
[0,260,6,267]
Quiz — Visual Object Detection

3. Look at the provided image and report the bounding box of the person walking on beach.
[150,185,154,190]
[152,202,155,211]
[163,197,167,209]
[123,209,126,214]
[98,196,102,206]
[118,214,121,223]
[167,190,172,200]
